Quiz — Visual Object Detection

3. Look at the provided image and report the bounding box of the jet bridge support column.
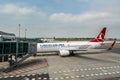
[15,40,18,63]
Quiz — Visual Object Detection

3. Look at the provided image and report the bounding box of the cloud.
[0,1,120,38]
[50,12,111,23]
[49,10,120,38]
[0,4,45,16]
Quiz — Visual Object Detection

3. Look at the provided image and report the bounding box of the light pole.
[15,24,21,62]
[16,24,21,62]
[25,29,27,40]
[18,24,21,40]
[18,24,21,39]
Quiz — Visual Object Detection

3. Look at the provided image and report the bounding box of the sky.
[0,0,120,38]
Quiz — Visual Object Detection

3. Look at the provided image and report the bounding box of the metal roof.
[0,31,15,36]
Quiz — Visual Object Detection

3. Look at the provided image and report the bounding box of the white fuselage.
[37,41,102,52]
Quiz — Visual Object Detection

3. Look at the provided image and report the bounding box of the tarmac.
[0,41,120,80]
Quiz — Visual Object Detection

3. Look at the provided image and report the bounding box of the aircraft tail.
[90,27,106,42]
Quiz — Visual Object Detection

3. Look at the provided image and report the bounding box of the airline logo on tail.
[90,27,106,42]
[98,33,104,40]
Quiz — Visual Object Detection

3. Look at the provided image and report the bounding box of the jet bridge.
[0,41,36,72]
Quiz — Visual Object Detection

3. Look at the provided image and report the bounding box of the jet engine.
[59,50,70,56]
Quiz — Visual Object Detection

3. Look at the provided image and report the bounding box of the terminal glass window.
[4,43,10,54]
[0,43,3,54]
[11,43,16,54]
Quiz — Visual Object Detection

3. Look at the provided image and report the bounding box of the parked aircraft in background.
[37,27,116,56]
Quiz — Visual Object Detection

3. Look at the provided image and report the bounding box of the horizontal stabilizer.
[107,40,116,51]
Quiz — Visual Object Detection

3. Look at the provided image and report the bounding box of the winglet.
[107,40,116,51]
[90,27,106,42]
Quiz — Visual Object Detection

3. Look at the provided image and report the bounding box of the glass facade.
[0,42,28,54]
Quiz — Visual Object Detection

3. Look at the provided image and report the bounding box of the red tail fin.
[90,27,106,42]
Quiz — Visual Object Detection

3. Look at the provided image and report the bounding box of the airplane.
[37,27,115,56]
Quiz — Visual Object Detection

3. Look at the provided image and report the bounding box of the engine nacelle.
[59,50,70,57]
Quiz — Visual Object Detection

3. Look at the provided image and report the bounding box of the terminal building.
[0,31,16,62]
[0,31,16,41]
